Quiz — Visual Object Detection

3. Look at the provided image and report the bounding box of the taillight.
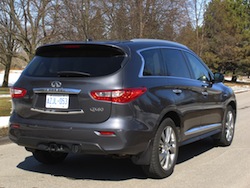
[10,87,27,98]
[90,87,147,103]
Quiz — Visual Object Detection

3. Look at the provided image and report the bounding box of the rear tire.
[32,150,68,164]
[143,118,179,179]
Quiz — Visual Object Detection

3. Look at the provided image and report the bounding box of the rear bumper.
[9,113,153,156]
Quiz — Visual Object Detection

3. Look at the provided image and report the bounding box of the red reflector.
[95,131,116,136]
[63,45,81,49]
[90,87,147,103]
[10,87,27,98]
[100,131,115,136]
[11,124,20,129]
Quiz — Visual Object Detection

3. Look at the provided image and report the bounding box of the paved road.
[0,91,250,188]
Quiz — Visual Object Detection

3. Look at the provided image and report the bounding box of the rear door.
[161,48,205,140]
[13,43,127,123]
[184,52,224,128]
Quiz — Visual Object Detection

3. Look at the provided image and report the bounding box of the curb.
[0,94,11,98]
[233,88,250,94]
[0,136,11,145]
[234,90,250,94]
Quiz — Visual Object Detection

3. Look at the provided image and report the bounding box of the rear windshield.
[23,44,126,77]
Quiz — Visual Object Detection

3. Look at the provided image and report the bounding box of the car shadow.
[17,154,147,180]
[17,138,216,180]
[177,137,216,164]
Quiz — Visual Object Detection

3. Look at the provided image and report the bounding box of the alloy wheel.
[225,110,234,142]
[159,126,177,170]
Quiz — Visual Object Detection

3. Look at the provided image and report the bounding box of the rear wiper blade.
[57,71,91,77]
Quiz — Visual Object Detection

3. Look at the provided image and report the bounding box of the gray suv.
[9,39,236,178]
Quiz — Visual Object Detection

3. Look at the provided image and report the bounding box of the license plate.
[46,94,69,109]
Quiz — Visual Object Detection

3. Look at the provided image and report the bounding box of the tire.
[32,150,68,164]
[143,118,179,179]
[215,106,236,146]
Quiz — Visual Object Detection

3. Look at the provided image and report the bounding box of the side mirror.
[214,72,224,83]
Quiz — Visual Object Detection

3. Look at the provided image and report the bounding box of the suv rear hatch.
[11,43,127,123]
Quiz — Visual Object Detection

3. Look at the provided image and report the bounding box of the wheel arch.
[132,110,181,166]
[158,111,182,139]
[228,101,236,116]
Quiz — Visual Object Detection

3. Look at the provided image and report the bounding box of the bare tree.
[101,0,191,40]
[2,0,59,62]
[0,0,19,87]
[185,0,208,55]
[56,0,106,41]
[0,0,212,88]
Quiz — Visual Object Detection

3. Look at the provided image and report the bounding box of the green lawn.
[0,87,10,95]
[0,88,11,137]
[0,87,11,116]
[0,98,11,116]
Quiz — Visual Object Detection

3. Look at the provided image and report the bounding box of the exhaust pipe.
[37,143,80,153]
[49,143,59,152]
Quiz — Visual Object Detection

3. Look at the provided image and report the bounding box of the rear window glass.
[23,44,126,77]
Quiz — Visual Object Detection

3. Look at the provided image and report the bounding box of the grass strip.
[0,87,10,95]
[0,98,11,116]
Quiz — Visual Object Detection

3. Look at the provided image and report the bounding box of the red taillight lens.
[10,87,27,98]
[90,87,147,103]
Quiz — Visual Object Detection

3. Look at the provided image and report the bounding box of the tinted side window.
[162,49,191,78]
[184,52,211,82]
[141,49,164,76]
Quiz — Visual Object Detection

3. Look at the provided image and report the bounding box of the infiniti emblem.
[51,81,62,88]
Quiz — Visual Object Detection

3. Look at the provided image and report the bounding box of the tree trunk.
[2,56,12,87]
[231,75,237,83]
[2,66,10,87]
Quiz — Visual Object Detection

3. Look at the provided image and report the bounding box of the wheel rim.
[225,111,234,142]
[159,126,177,170]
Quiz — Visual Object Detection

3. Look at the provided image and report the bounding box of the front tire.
[32,150,68,164]
[143,118,179,179]
[215,106,236,146]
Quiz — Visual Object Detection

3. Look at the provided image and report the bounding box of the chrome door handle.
[173,89,182,94]
[223,93,228,97]
[202,91,208,96]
